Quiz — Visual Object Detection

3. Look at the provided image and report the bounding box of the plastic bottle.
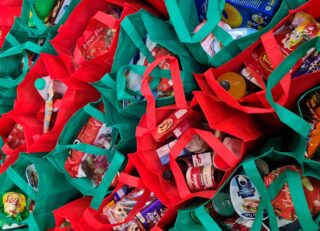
[34,77,67,100]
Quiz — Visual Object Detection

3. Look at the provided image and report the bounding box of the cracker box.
[222,0,281,30]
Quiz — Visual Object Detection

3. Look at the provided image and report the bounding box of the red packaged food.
[246,12,320,80]
[6,124,25,150]
[73,10,120,67]
[151,109,200,143]
[264,165,320,220]
[64,105,104,178]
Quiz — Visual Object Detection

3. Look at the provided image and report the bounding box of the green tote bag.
[165,0,307,67]
[16,0,80,37]
[46,99,135,209]
[172,139,319,231]
[0,152,80,231]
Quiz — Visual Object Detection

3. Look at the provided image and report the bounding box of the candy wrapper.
[293,49,320,78]
[0,191,34,229]
[101,188,166,231]
[264,165,320,220]
[73,6,122,67]
[246,12,320,80]
[6,124,25,150]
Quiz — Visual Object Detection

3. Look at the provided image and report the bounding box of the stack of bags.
[0,0,319,231]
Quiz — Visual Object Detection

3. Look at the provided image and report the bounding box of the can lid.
[162,170,174,181]
[212,192,235,217]
[34,78,46,90]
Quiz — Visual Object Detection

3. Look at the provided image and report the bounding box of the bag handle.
[93,11,118,29]
[267,169,318,231]
[265,38,320,138]
[165,0,226,43]
[243,159,319,231]
[121,15,154,63]
[83,103,105,124]
[6,166,39,201]
[194,204,222,231]
[170,128,240,200]
[90,150,126,209]
[243,159,279,231]
[141,55,188,130]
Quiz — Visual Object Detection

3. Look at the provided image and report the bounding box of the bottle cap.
[217,72,246,99]
[34,78,46,90]
[162,170,174,181]
[212,192,235,217]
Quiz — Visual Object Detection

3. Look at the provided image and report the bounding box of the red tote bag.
[51,0,156,83]
[146,0,168,17]
[129,55,194,208]
[78,168,176,231]
[195,0,320,118]
[0,0,22,48]
[0,54,100,153]
[53,197,92,231]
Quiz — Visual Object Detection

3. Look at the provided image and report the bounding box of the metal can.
[186,165,222,191]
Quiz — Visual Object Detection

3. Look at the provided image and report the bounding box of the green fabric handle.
[83,103,105,123]
[90,151,125,209]
[243,160,278,231]
[265,38,320,138]
[121,16,154,63]
[165,0,225,43]
[6,167,39,201]
[267,169,318,231]
[56,142,110,156]
[284,0,307,10]
[194,205,221,231]
[116,64,171,100]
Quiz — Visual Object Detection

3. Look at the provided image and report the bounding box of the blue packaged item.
[194,0,208,22]
[293,49,320,78]
[222,0,281,30]
[136,199,167,230]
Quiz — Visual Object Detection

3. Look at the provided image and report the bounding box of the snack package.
[247,12,320,79]
[264,165,320,220]
[293,49,320,78]
[102,188,166,231]
[6,124,25,150]
[0,191,34,229]
[222,0,281,30]
[151,109,201,143]
[28,0,57,27]
[73,9,120,67]
[300,91,320,158]
[194,0,208,22]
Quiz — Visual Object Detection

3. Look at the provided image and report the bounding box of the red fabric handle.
[260,31,291,105]
[169,128,238,200]
[140,55,188,130]
[93,11,118,28]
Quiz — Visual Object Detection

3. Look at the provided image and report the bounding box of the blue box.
[222,0,281,30]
